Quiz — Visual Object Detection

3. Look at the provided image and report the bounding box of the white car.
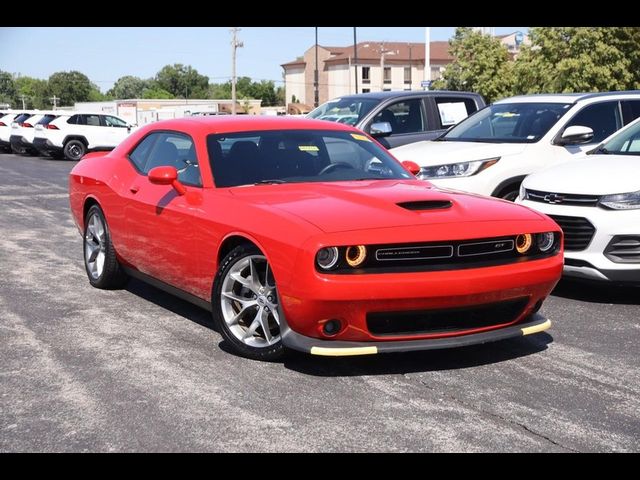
[390,91,640,200]
[33,112,134,161]
[9,111,58,154]
[517,118,640,284]
[0,111,33,152]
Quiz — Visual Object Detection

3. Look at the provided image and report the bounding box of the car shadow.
[551,278,640,305]
[125,277,553,376]
[125,278,218,332]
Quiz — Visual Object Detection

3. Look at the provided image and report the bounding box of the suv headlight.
[418,157,500,180]
[599,190,640,210]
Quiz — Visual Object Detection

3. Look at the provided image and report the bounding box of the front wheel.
[213,245,284,361]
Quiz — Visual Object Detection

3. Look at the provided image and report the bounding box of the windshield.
[307,98,379,126]
[441,102,572,143]
[600,119,640,155]
[207,129,412,187]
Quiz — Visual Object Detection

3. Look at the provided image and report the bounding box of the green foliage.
[208,76,280,106]
[141,87,174,99]
[0,70,17,107]
[435,28,514,103]
[108,76,150,99]
[514,27,636,94]
[14,76,49,109]
[48,71,95,106]
[155,64,209,99]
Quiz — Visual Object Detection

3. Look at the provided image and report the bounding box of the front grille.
[367,298,529,336]
[549,215,595,251]
[526,189,600,207]
[604,235,640,263]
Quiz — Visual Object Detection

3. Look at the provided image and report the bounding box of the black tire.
[498,185,520,202]
[83,204,128,289]
[64,139,86,161]
[212,244,285,361]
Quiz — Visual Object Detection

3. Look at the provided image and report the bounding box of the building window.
[362,88,370,93]
[384,67,391,84]
[362,66,370,84]
[404,67,411,84]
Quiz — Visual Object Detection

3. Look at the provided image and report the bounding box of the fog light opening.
[345,245,367,267]
[531,299,543,314]
[322,319,342,337]
[516,233,533,254]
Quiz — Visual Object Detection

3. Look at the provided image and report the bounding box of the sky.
[0,27,527,92]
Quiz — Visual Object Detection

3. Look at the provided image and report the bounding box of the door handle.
[130,185,140,194]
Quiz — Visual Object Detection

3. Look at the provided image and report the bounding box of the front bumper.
[282,312,550,356]
[519,199,640,284]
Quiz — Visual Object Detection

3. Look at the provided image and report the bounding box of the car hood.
[230,180,545,233]
[390,140,527,166]
[523,154,640,195]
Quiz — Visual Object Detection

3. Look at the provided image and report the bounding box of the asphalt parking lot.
[1,153,639,452]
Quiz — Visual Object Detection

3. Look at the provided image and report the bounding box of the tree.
[433,28,514,103]
[14,76,49,109]
[0,70,16,107]
[108,76,150,99]
[48,71,95,106]
[155,64,209,99]
[141,86,174,99]
[514,27,636,94]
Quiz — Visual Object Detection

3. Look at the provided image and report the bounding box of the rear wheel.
[213,245,284,361]
[64,139,86,161]
[83,205,128,289]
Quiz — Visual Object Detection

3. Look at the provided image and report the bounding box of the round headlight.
[316,247,339,270]
[515,233,533,254]
[537,232,555,252]
[345,245,367,267]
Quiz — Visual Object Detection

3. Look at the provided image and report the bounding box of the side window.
[565,101,622,144]
[434,97,478,129]
[104,115,128,128]
[128,134,158,172]
[84,115,101,127]
[143,132,201,187]
[621,100,640,125]
[370,99,425,135]
[67,115,79,125]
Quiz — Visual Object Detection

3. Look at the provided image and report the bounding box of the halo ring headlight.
[316,247,339,270]
[345,245,367,267]
[537,232,555,252]
[516,234,533,254]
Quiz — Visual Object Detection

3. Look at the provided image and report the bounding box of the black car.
[308,90,485,148]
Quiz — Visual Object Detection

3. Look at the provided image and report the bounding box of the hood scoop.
[397,200,452,211]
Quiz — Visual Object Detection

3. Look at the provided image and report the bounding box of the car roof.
[142,116,362,135]
[495,90,640,105]
[332,90,482,101]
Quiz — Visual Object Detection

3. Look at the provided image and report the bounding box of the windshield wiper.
[254,179,287,185]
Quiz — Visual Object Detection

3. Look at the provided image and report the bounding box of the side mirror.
[148,166,186,195]
[370,121,393,137]
[556,125,594,145]
[402,160,421,176]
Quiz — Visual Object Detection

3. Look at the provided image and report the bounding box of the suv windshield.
[599,119,640,156]
[441,102,572,143]
[207,129,411,187]
[308,98,379,126]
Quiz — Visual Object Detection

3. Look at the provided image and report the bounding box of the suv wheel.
[64,139,86,161]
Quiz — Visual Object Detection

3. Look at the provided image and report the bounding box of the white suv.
[390,91,640,200]
[33,112,134,160]
[9,111,57,154]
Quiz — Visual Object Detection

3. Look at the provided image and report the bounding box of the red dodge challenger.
[69,116,562,360]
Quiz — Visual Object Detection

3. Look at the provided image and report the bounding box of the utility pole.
[314,27,319,107]
[408,43,412,90]
[20,95,27,109]
[378,41,392,92]
[353,27,358,95]
[50,95,59,110]
[230,27,244,115]
[424,27,431,89]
